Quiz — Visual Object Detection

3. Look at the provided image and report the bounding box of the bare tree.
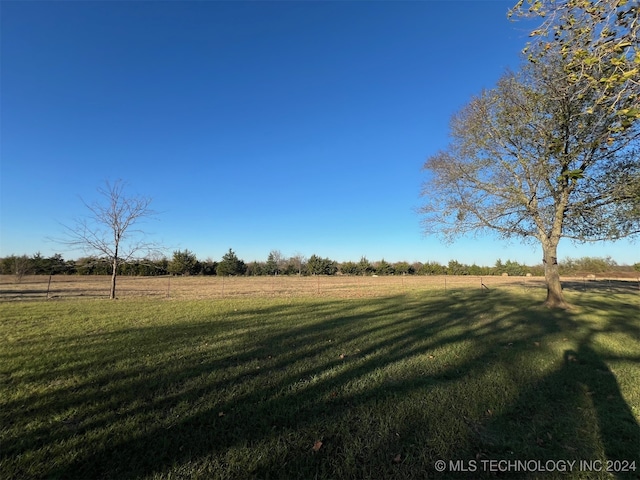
[13,255,31,283]
[290,252,306,276]
[61,180,159,299]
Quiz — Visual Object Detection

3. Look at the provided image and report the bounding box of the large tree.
[61,180,159,299]
[420,4,639,307]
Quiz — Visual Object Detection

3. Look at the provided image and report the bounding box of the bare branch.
[56,179,161,298]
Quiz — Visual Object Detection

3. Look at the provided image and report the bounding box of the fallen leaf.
[218,411,224,417]
[428,354,435,359]
[393,453,402,463]
[312,440,323,452]
[533,341,540,347]
[339,354,345,359]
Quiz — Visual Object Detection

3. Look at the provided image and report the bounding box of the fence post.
[46,274,52,299]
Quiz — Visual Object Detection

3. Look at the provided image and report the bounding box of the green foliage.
[1,252,633,279]
[168,250,200,276]
[416,261,447,275]
[393,261,413,275]
[265,252,279,276]
[560,256,618,275]
[339,261,359,275]
[119,258,169,276]
[75,257,112,275]
[511,0,640,123]
[245,261,264,276]
[216,248,246,276]
[199,259,218,276]
[357,256,373,276]
[375,259,394,276]
[305,254,338,275]
[447,259,468,275]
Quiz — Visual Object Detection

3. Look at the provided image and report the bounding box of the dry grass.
[1,274,637,301]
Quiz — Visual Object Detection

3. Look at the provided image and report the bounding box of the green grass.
[1,290,639,479]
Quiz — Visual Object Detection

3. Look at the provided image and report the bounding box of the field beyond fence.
[1,274,638,301]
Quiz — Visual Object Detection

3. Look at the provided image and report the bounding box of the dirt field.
[1,274,638,301]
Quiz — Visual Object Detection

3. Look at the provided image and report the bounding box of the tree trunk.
[110,257,117,299]
[542,242,569,309]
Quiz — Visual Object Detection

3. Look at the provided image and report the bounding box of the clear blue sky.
[1,1,637,266]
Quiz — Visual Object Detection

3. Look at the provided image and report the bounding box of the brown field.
[1,273,638,301]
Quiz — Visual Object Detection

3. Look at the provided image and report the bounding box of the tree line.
[1,250,637,280]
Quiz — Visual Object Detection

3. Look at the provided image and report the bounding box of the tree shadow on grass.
[2,291,639,479]
[470,342,640,479]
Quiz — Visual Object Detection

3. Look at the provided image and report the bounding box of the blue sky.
[1,1,637,266]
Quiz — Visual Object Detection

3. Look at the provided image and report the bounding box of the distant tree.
[289,253,306,276]
[168,249,199,276]
[47,253,67,274]
[306,255,338,275]
[504,260,526,277]
[417,261,446,275]
[216,249,246,276]
[634,262,640,273]
[201,258,219,276]
[75,256,111,275]
[447,260,468,276]
[7,255,31,282]
[245,261,264,276]
[375,259,394,276]
[559,256,618,275]
[59,180,159,298]
[468,264,489,276]
[281,258,299,275]
[393,261,413,275]
[265,250,283,275]
[340,261,359,275]
[357,256,374,276]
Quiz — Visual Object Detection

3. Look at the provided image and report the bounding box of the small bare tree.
[61,180,159,299]
[13,255,31,283]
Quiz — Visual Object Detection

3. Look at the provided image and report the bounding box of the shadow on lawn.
[7,291,639,479]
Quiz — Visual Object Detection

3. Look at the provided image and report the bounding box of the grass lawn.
[1,289,639,479]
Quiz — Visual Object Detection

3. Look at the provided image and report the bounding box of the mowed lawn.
[1,289,639,479]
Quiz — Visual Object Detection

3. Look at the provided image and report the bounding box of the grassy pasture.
[1,286,639,479]
[1,274,638,301]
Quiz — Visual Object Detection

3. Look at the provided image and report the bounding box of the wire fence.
[1,274,638,301]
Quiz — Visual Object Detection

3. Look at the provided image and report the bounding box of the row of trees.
[2,250,637,279]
